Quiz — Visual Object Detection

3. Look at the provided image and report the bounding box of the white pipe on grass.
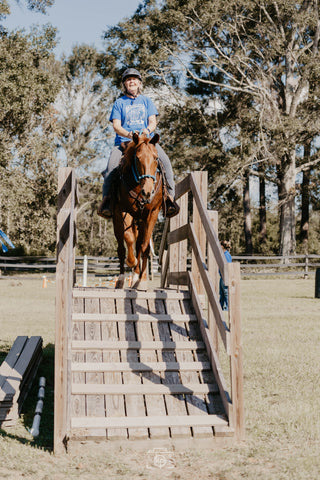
[30,377,46,438]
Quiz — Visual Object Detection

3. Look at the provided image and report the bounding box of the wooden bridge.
[54,168,244,453]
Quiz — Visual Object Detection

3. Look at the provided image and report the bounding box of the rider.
[98,67,179,219]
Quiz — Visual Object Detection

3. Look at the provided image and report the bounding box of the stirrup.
[97,196,112,219]
[165,197,180,218]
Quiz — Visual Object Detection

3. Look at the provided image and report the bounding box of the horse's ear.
[150,133,160,145]
[133,132,140,145]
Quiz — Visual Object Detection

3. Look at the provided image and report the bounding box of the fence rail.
[1,254,319,277]
[233,254,320,276]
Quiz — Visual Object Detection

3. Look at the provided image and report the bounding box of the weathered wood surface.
[69,287,229,442]
[0,336,42,426]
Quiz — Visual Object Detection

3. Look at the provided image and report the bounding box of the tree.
[102,0,320,255]
[0,21,61,253]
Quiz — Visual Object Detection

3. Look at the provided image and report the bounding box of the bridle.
[131,150,158,185]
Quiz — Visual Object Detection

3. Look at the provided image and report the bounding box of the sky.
[2,0,142,57]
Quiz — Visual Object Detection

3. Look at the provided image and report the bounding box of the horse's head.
[128,132,160,203]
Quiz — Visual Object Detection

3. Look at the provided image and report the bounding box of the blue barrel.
[315,268,320,298]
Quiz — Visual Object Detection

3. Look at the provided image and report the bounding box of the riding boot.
[97,195,112,219]
[165,195,180,218]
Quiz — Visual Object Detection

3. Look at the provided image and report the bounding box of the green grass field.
[0,275,319,479]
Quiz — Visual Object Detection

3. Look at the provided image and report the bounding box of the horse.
[112,132,164,289]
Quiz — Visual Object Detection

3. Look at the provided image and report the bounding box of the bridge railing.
[54,167,78,453]
[159,171,245,441]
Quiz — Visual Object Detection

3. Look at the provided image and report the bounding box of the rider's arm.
[112,119,133,139]
[144,114,157,135]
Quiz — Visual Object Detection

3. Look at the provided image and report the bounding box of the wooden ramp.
[54,168,244,452]
[69,287,231,441]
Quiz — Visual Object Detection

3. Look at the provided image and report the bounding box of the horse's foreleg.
[124,222,137,269]
[132,209,159,289]
[113,214,126,289]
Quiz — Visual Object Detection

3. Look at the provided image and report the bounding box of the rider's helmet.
[122,68,142,83]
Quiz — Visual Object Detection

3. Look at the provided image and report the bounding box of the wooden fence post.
[228,262,245,441]
[191,172,207,295]
[207,210,219,355]
[54,167,76,453]
[169,191,188,287]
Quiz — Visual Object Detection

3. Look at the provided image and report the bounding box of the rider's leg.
[98,146,122,218]
[156,144,180,218]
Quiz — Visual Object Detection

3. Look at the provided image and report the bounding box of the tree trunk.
[278,151,296,257]
[259,170,267,246]
[300,144,310,253]
[243,170,253,254]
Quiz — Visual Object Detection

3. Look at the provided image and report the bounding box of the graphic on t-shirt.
[125,104,146,128]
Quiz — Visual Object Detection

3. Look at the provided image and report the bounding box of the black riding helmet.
[122,68,142,83]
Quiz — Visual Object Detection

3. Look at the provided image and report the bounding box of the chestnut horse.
[113,132,164,289]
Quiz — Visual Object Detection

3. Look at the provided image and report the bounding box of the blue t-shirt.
[224,250,232,263]
[109,94,158,145]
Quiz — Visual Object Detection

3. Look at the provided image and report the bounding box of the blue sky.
[3,0,142,57]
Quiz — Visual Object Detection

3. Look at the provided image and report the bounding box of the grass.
[0,274,319,479]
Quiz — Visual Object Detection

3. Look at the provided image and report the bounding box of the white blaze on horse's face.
[136,143,158,203]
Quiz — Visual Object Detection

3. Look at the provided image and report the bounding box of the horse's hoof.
[132,273,140,289]
[115,274,125,289]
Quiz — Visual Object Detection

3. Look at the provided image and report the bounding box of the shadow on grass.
[0,343,55,452]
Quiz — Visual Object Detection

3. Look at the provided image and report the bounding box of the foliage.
[102,0,320,255]
[0,23,62,254]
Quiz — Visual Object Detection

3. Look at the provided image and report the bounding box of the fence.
[0,255,159,279]
[1,254,319,278]
[233,254,320,277]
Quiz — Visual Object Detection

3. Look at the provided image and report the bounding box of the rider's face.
[124,76,141,95]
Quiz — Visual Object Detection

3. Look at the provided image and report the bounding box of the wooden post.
[169,192,188,287]
[191,172,207,295]
[228,262,245,441]
[207,210,219,355]
[54,167,77,453]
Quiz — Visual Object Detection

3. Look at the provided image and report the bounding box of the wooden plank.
[167,298,213,438]
[167,271,189,286]
[207,210,220,355]
[228,262,245,441]
[84,296,105,438]
[54,167,77,454]
[189,222,230,353]
[189,173,228,284]
[72,313,197,322]
[191,171,207,295]
[100,296,127,440]
[158,218,170,265]
[188,272,232,420]
[72,383,219,395]
[116,296,148,440]
[160,249,169,288]
[71,295,85,420]
[149,297,191,438]
[72,288,191,300]
[71,340,205,350]
[0,337,28,380]
[175,174,191,200]
[71,414,228,429]
[133,296,168,439]
[13,336,42,379]
[0,337,42,402]
[71,361,212,372]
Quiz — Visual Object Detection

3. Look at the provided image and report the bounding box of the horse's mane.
[120,134,151,173]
